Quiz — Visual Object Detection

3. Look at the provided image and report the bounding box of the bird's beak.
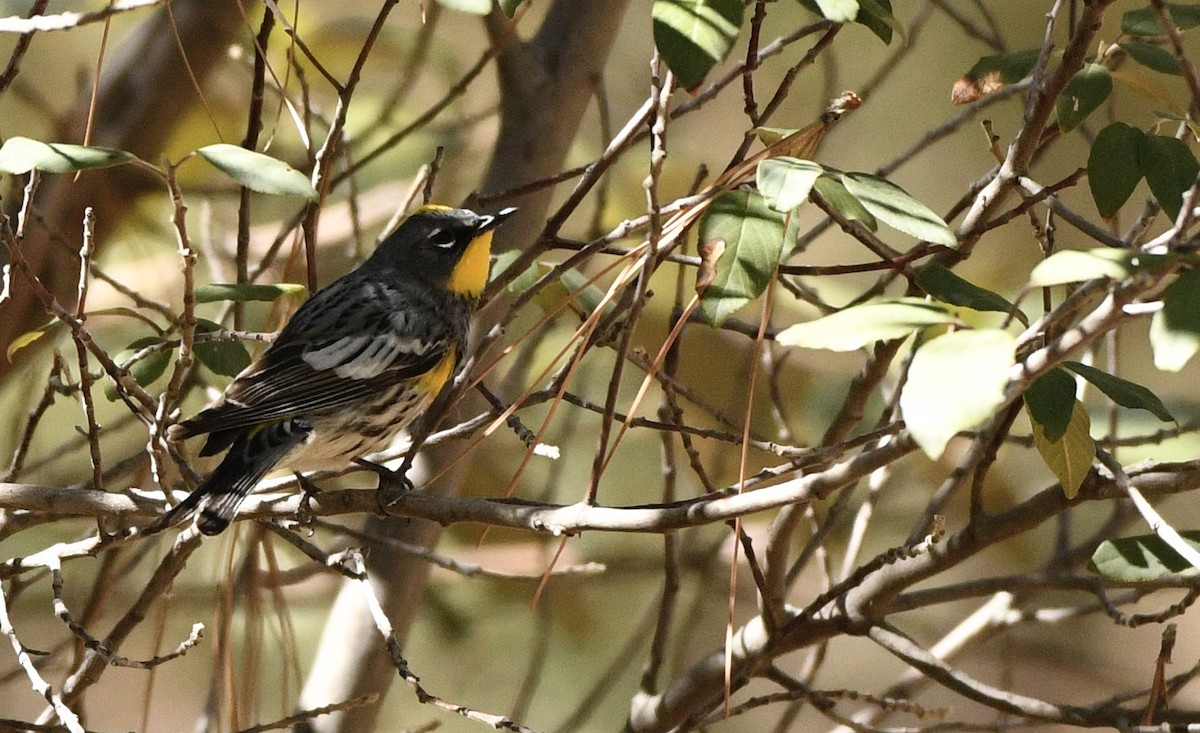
[477,206,518,233]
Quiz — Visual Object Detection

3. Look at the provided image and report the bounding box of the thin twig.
[71,210,103,493]
[0,575,85,733]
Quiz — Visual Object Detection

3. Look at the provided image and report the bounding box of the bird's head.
[373,205,517,299]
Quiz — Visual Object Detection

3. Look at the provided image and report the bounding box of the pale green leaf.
[814,0,859,23]
[435,0,491,14]
[757,157,823,212]
[1031,399,1094,499]
[197,144,317,199]
[841,173,957,246]
[194,282,308,304]
[1150,269,1200,371]
[900,328,1016,459]
[1090,531,1200,581]
[1027,248,1169,287]
[776,297,955,352]
[812,176,876,230]
[752,127,799,147]
[491,250,525,287]
[0,136,135,174]
[561,268,616,320]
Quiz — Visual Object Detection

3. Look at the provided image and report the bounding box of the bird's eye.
[429,228,458,249]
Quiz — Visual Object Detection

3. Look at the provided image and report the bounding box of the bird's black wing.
[172,275,457,441]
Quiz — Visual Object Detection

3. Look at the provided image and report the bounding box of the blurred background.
[2,1,1200,731]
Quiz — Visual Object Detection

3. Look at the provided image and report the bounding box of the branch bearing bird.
[154,205,516,535]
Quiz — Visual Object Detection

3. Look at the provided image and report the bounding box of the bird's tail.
[147,419,310,536]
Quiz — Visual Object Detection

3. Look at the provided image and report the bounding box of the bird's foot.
[354,459,414,515]
[294,473,322,531]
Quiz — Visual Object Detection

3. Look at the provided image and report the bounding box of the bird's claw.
[374,472,414,515]
[294,473,322,531]
[354,459,414,515]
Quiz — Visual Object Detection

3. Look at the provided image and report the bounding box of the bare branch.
[0,0,162,33]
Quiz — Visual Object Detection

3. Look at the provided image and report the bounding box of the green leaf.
[1031,399,1094,499]
[752,127,799,147]
[915,263,1026,324]
[815,0,859,23]
[106,336,171,401]
[1122,3,1200,36]
[1088,122,1145,218]
[1027,248,1170,287]
[197,144,317,199]
[193,319,252,378]
[841,173,957,246]
[1120,41,1182,75]
[855,0,895,44]
[0,137,135,174]
[492,252,611,318]
[800,0,891,40]
[1113,67,1184,112]
[652,0,743,89]
[964,48,1041,83]
[1024,368,1077,442]
[900,328,1016,460]
[6,322,59,361]
[194,282,308,304]
[560,268,617,320]
[1138,134,1200,220]
[778,206,805,263]
[776,297,955,352]
[1150,269,1200,371]
[796,0,860,23]
[812,176,876,230]
[492,251,532,289]
[1090,531,1200,581]
[757,157,823,213]
[434,0,490,14]
[1095,532,1200,580]
[1056,63,1113,133]
[498,0,523,16]
[1064,361,1174,422]
[698,190,785,325]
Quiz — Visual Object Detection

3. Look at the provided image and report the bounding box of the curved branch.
[0,436,912,545]
[623,458,1200,732]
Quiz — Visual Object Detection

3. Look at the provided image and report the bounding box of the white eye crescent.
[430,228,457,249]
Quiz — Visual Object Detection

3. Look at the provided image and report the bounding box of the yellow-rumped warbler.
[154,205,516,535]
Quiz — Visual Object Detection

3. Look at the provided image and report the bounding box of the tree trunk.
[294,3,632,731]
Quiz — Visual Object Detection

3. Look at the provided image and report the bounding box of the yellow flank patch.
[448,230,493,298]
[416,347,457,397]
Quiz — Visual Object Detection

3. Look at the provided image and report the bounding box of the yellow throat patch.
[448,229,493,299]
